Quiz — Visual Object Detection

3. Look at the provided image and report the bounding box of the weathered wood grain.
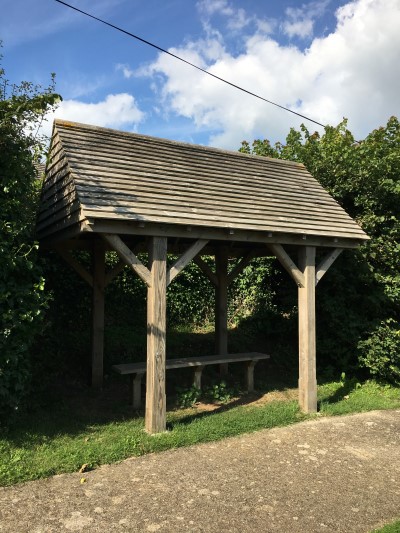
[316,248,344,285]
[167,239,208,285]
[193,256,219,286]
[82,206,364,240]
[104,259,126,287]
[145,237,167,434]
[37,120,369,246]
[227,250,257,285]
[268,244,305,287]
[101,233,151,287]
[298,246,317,413]
[90,219,365,250]
[114,352,270,407]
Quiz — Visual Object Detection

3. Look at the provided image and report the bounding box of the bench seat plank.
[112,352,270,409]
[113,352,270,375]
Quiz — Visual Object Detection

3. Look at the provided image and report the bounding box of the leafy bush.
[204,380,236,403]
[241,117,400,380]
[358,320,400,385]
[0,59,60,423]
[175,385,201,407]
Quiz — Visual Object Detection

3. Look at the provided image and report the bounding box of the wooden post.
[298,246,317,412]
[193,366,203,389]
[215,247,228,373]
[246,361,257,392]
[91,239,105,388]
[145,236,167,434]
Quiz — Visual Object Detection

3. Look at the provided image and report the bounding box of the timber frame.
[37,120,369,433]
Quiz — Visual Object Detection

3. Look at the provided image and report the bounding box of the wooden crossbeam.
[193,256,219,287]
[316,248,344,285]
[167,239,208,286]
[227,250,256,286]
[268,244,305,288]
[101,233,151,287]
[55,247,93,287]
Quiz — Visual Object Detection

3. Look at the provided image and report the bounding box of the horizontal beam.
[316,248,344,285]
[167,239,208,286]
[55,247,93,287]
[193,256,218,287]
[268,243,305,288]
[88,219,366,250]
[101,233,151,287]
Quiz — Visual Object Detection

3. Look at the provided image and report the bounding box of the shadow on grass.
[4,358,294,447]
[4,324,300,446]
[166,388,270,430]
[324,379,359,403]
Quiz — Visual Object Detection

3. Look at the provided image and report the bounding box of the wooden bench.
[112,352,270,409]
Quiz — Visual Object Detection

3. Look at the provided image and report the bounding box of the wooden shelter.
[37,119,368,433]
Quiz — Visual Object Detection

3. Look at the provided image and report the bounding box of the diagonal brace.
[316,248,344,285]
[193,256,219,287]
[101,233,151,287]
[167,239,209,286]
[104,259,126,287]
[227,250,257,286]
[55,246,93,287]
[268,243,305,287]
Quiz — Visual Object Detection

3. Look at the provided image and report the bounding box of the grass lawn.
[372,520,400,532]
[0,374,399,487]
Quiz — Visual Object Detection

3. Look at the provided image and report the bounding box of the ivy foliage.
[240,117,400,383]
[0,58,61,422]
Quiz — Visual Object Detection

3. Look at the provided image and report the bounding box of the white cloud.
[116,63,136,79]
[197,0,254,33]
[197,0,234,18]
[282,19,314,39]
[143,0,400,148]
[282,0,330,39]
[42,93,144,138]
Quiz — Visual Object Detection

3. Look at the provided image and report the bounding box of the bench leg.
[130,372,145,409]
[193,366,204,389]
[246,361,258,392]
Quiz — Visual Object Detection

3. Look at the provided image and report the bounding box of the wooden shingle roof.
[37,120,368,247]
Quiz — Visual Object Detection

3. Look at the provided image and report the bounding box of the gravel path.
[1,409,399,532]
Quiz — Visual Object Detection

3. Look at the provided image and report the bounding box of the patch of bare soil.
[247,387,298,405]
[188,387,299,414]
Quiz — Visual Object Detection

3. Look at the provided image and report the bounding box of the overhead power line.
[54,0,326,129]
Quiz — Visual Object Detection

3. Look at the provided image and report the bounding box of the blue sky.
[2,0,400,148]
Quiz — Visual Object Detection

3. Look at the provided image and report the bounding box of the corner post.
[145,236,167,433]
[91,238,105,388]
[298,246,317,412]
[215,247,228,372]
